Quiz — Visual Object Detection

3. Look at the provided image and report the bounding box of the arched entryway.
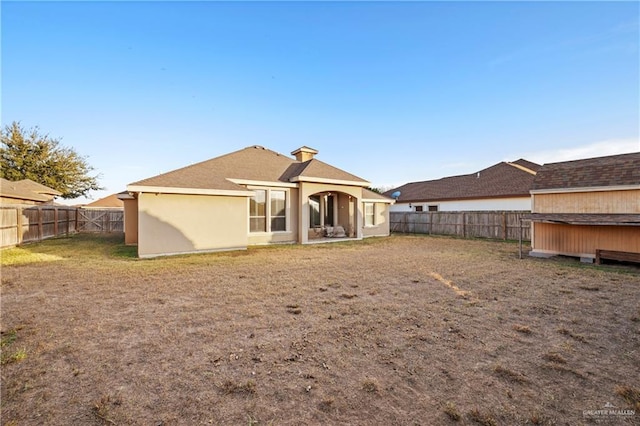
[307,190,358,241]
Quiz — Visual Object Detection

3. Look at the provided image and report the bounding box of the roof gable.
[129,145,369,192]
[384,160,541,202]
[532,152,640,190]
[290,159,369,185]
[362,188,394,202]
[509,159,541,174]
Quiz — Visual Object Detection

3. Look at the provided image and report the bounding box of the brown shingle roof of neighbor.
[12,179,62,196]
[383,160,541,203]
[0,178,61,202]
[532,152,640,191]
[129,145,369,190]
[511,159,542,173]
[84,193,124,208]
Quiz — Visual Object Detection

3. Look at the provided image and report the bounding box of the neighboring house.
[0,178,62,205]
[529,152,640,262]
[120,145,394,258]
[385,159,540,212]
[81,193,124,209]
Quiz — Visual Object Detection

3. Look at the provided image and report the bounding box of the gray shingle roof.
[383,160,540,203]
[532,152,640,190]
[362,188,394,201]
[129,145,369,190]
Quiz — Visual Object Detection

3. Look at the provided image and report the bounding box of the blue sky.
[2,1,639,203]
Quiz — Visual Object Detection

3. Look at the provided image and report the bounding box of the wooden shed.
[529,152,640,263]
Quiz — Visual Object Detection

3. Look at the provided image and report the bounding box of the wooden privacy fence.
[390,211,531,242]
[0,206,123,248]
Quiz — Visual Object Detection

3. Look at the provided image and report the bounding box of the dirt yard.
[1,234,639,425]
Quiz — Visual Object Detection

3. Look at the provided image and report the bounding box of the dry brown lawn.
[1,233,639,425]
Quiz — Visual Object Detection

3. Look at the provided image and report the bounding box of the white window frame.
[364,202,376,227]
[249,189,267,232]
[270,189,287,232]
[248,186,290,234]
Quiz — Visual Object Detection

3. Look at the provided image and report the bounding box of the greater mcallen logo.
[583,402,636,418]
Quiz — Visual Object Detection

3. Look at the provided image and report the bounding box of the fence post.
[503,212,507,240]
[54,207,59,236]
[462,212,466,238]
[37,207,43,241]
[106,211,111,233]
[66,209,71,235]
[519,217,523,259]
[16,207,23,244]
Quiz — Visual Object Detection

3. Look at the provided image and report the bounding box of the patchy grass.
[444,402,461,421]
[361,379,379,393]
[1,234,639,424]
[220,380,257,395]
[0,233,133,267]
[0,329,26,366]
[542,352,567,364]
[512,324,532,334]
[615,385,640,409]
[468,408,497,426]
[0,247,64,266]
[493,365,528,384]
[557,327,587,343]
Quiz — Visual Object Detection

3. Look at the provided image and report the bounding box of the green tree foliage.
[0,121,102,199]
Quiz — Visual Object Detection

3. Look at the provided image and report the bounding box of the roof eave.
[363,198,395,204]
[530,184,640,194]
[290,176,370,187]
[127,185,254,197]
[227,178,298,188]
[397,194,531,203]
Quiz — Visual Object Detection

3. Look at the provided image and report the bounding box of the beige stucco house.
[120,146,394,258]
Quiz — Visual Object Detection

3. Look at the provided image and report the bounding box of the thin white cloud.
[515,138,639,165]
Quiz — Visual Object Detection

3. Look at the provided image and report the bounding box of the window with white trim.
[249,188,288,233]
[270,190,286,232]
[364,202,375,226]
[250,190,266,232]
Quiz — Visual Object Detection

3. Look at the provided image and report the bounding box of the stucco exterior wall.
[137,193,248,258]
[123,198,138,245]
[390,197,531,212]
[363,202,390,238]
[337,192,356,237]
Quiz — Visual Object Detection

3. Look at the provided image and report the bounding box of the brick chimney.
[291,146,318,162]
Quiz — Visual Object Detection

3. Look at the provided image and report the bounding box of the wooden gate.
[76,209,124,233]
